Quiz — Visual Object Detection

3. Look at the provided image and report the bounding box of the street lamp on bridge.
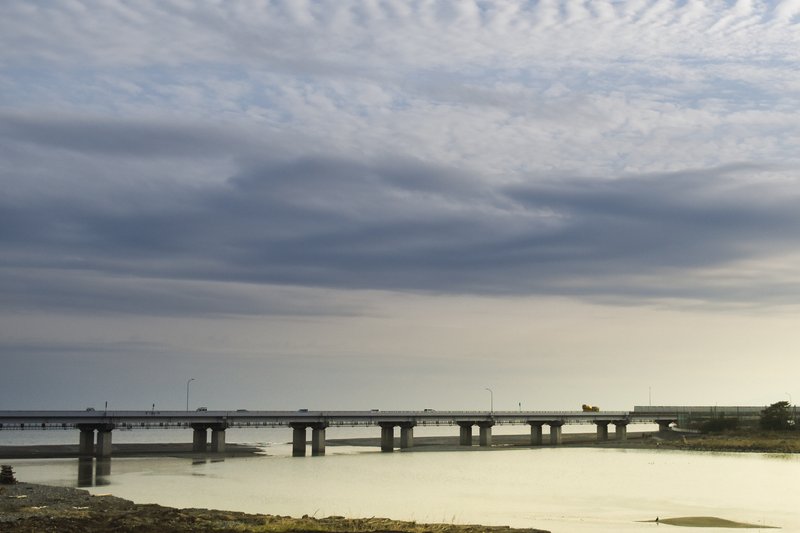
[485,387,494,415]
[186,378,195,411]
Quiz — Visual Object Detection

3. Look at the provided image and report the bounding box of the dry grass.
[665,430,800,453]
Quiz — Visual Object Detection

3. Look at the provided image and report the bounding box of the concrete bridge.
[0,407,685,458]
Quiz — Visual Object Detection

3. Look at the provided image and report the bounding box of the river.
[5,425,799,532]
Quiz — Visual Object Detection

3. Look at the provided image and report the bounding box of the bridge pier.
[191,423,227,453]
[311,426,326,456]
[379,423,395,452]
[400,424,414,449]
[528,422,543,445]
[478,422,493,447]
[291,425,306,456]
[549,421,563,445]
[79,428,95,457]
[76,424,115,458]
[377,422,416,452]
[458,422,473,446]
[192,426,208,452]
[96,429,113,458]
[211,427,226,453]
[614,421,628,441]
[595,422,609,442]
[291,423,328,456]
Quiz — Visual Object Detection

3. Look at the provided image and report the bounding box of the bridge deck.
[0,409,667,430]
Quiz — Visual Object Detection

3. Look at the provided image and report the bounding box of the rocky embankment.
[0,482,549,533]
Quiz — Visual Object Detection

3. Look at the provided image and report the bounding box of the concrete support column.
[458,422,473,446]
[615,422,628,441]
[311,425,326,456]
[595,422,609,442]
[380,424,395,452]
[192,426,208,453]
[292,426,307,457]
[478,423,493,447]
[211,428,226,453]
[400,424,414,449]
[549,422,563,445]
[528,422,543,446]
[79,428,95,457]
[96,429,113,458]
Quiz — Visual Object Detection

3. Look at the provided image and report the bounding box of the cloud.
[0,112,240,158]
[3,131,800,312]
[2,1,800,315]
[0,268,365,318]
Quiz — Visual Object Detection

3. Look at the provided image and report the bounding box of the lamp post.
[485,387,494,415]
[186,378,195,411]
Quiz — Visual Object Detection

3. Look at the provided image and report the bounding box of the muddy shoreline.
[0,482,549,533]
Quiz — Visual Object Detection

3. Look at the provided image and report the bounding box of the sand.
[640,516,778,528]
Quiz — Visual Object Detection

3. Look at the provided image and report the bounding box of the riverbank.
[3,429,798,459]
[327,430,655,449]
[654,429,800,453]
[0,482,549,533]
[0,432,658,459]
[329,428,800,454]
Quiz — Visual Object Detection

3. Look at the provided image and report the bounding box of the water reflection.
[76,458,111,487]
[192,457,226,466]
[78,456,226,485]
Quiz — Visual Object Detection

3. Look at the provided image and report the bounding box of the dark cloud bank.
[2,114,800,315]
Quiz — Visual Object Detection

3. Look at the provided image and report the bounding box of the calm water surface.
[6,426,799,532]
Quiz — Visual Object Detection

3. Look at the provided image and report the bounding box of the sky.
[2,0,800,412]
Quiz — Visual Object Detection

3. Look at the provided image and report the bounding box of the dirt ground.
[0,482,549,533]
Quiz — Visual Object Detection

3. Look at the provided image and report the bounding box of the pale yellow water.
[8,426,799,532]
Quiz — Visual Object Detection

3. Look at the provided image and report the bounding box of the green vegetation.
[760,401,796,431]
[700,416,739,433]
[664,429,800,453]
